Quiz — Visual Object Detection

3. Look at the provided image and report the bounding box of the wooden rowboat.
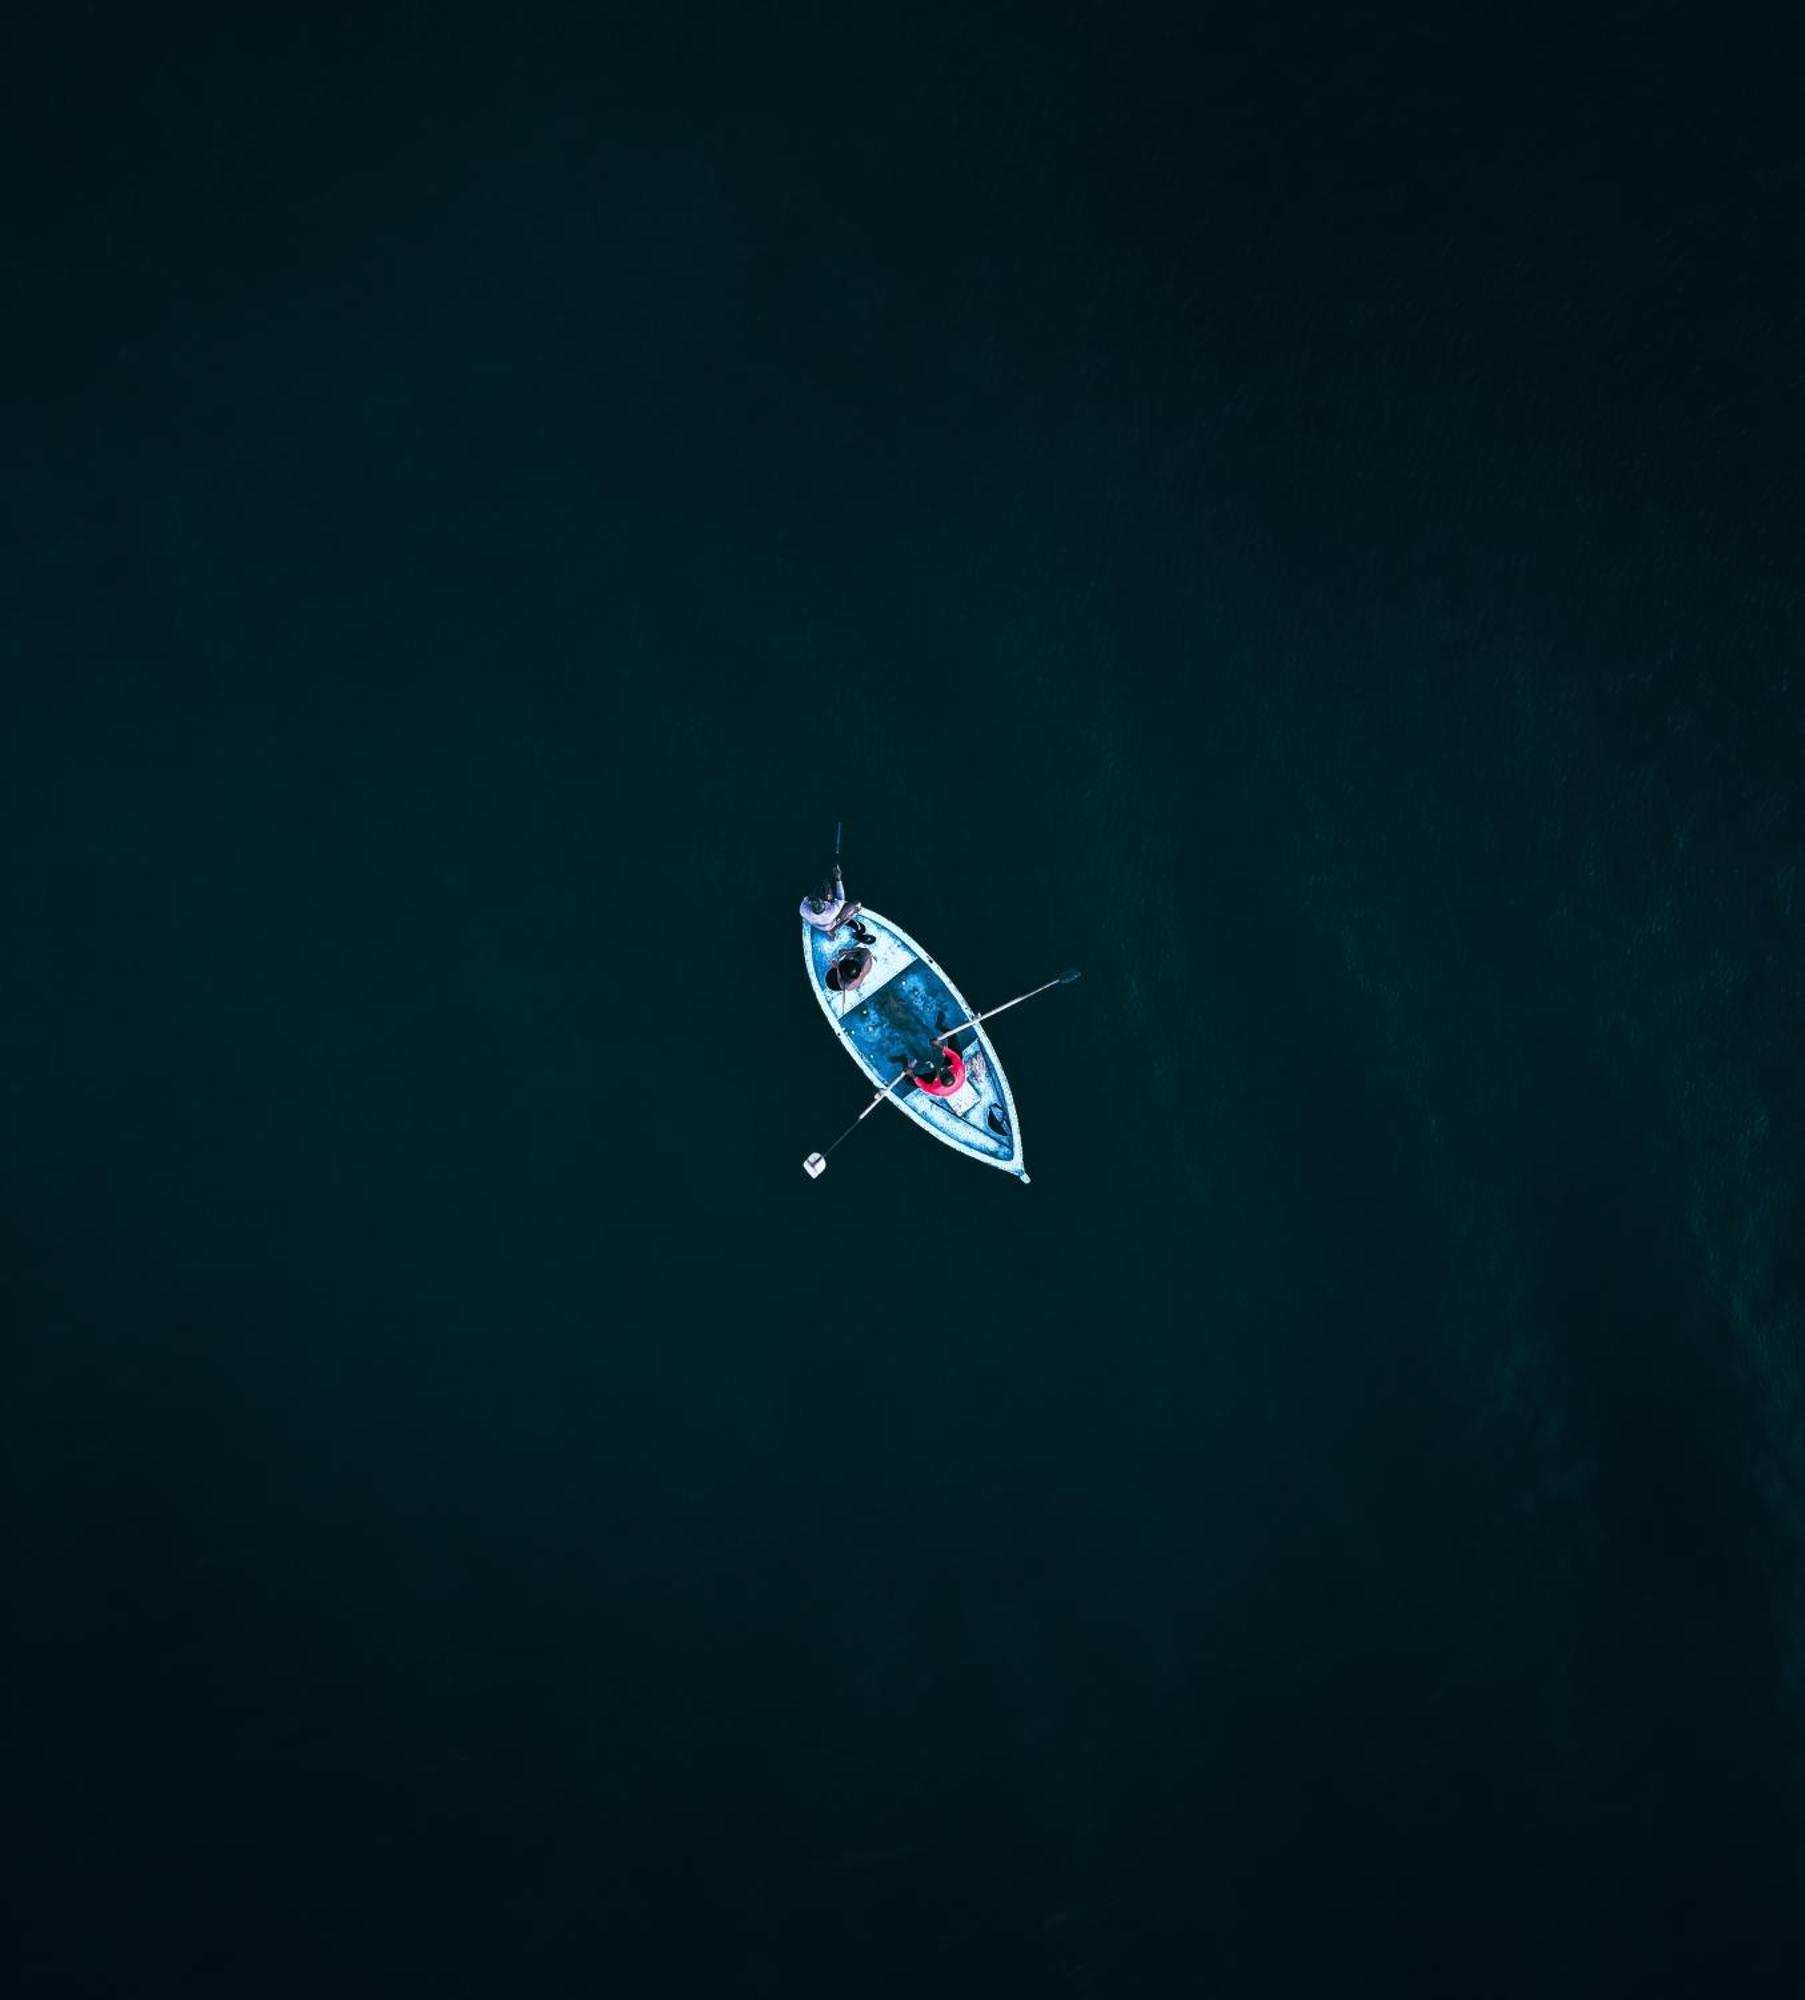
[801,905,1031,1183]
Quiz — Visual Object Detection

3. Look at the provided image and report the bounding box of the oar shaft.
[856,1068,909,1122]
[934,974,1069,1042]
[814,1067,910,1164]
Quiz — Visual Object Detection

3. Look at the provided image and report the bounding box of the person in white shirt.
[800,865,874,943]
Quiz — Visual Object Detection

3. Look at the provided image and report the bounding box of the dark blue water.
[7,6,1803,1993]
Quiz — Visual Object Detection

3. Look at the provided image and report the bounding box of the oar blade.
[804,1152,828,1179]
[1060,967,1082,983]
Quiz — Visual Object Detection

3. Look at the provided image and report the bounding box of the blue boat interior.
[837,963,972,1091]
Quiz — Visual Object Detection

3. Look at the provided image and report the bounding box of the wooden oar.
[933,968,1081,1042]
[804,1067,911,1179]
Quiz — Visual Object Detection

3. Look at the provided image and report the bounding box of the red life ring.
[912,1045,966,1097]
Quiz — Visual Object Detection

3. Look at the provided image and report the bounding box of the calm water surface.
[7,7,1802,1993]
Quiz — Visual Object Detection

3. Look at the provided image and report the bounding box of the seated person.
[801,864,864,934]
[824,946,873,992]
[801,865,876,945]
[895,1046,960,1092]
